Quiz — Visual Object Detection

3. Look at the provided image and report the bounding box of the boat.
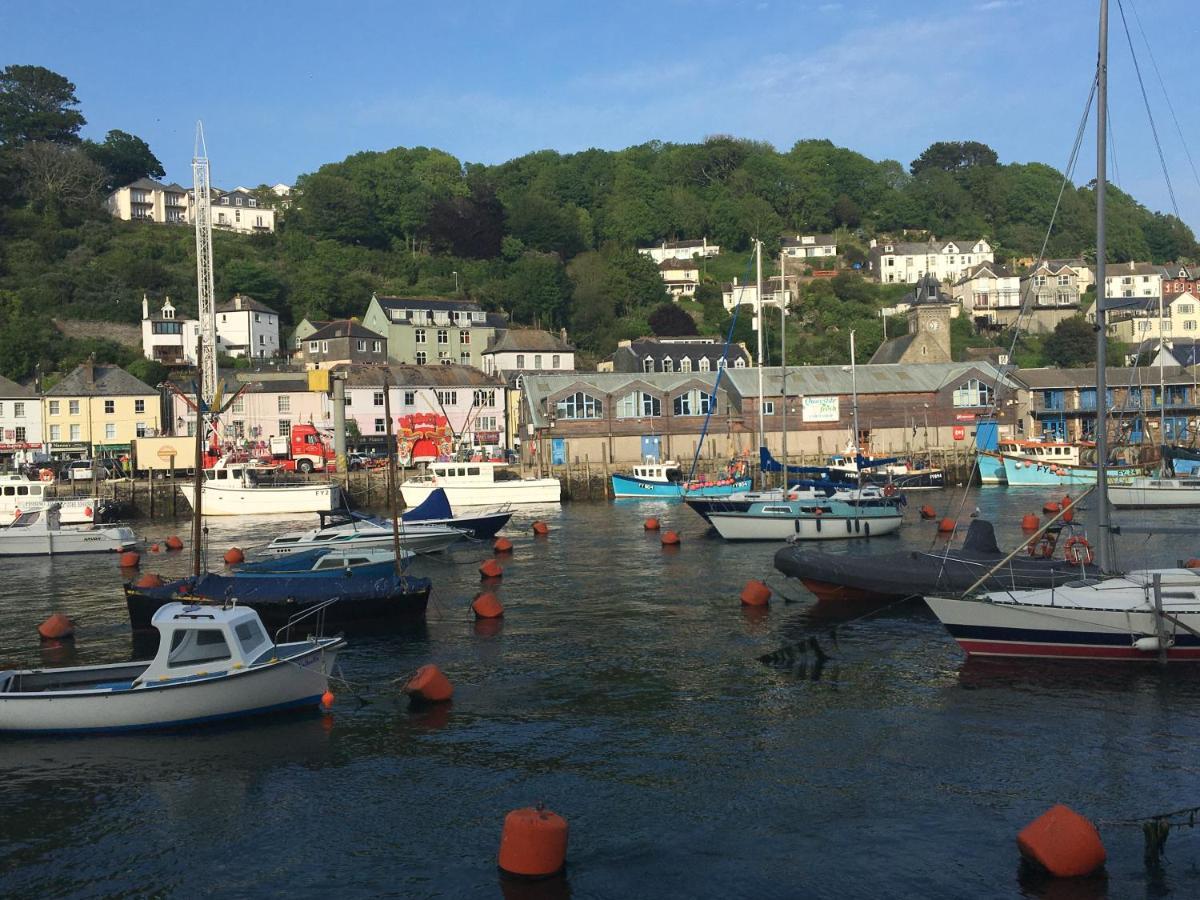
[0,473,109,525]
[262,515,465,557]
[178,456,341,516]
[925,1,1200,662]
[391,487,511,537]
[997,439,1144,486]
[775,519,1097,602]
[0,504,137,556]
[233,545,413,575]
[1108,474,1200,508]
[707,497,904,541]
[401,460,560,507]
[686,483,893,524]
[0,602,344,733]
[611,458,753,499]
[826,447,945,490]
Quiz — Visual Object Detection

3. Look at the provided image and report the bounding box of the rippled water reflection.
[2,488,1200,898]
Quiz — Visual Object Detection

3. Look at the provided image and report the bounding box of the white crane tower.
[192,121,217,405]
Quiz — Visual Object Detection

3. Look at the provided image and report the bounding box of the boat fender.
[1021,514,1040,531]
[472,591,504,619]
[1043,502,1061,514]
[493,537,514,553]
[479,559,504,579]
[39,468,53,482]
[404,663,454,703]
[1133,635,1173,652]
[740,580,771,606]
[119,551,141,568]
[223,547,245,565]
[38,612,74,640]
[1064,537,1093,566]
[531,521,549,536]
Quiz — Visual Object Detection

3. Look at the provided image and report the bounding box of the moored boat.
[0,473,107,525]
[0,505,137,556]
[708,497,903,541]
[178,457,340,516]
[611,459,752,499]
[401,461,560,507]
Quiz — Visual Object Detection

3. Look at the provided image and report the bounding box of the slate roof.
[217,294,277,315]
[305,320,385,342]
[902,273,954,306]
[372,295,507,327]
[867,333,919,365]
[1105,262,1169,278]
[46,363,157,397]
[873,238,989,256]
[610,338,751,371]
[1011,366,1196,389]
[0,374,35,398]
[658,258,700,271]
[338,364,503,388]
[484,329,574,354]
[955,261,1014,284]
[781,233,836,247]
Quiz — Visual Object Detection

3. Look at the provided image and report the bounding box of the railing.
[273,596,340,645]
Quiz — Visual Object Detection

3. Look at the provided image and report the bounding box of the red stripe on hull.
[800,578,899,604]
[958,639,1200,661]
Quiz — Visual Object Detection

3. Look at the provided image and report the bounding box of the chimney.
[83,355,95,388]
[141,293,149,320]
[234,293,243,310]
[560,327,568,344]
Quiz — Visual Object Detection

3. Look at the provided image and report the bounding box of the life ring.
[1028,537,1055,559]
[1064,536,1094,566]
[39,469,53,482]
[883,484,897,497]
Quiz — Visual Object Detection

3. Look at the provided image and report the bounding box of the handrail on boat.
[273,597,340,647]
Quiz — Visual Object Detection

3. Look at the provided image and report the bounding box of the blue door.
[641,435,662,462]
[551,438,566,465]
[975,420,999,452]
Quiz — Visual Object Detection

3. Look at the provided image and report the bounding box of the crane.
[192,121,217,406]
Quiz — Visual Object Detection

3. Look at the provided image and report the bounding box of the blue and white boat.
[0,602,344,733]
[999,440,1144,486]
[707,497,904,541]
[611,459,752,499]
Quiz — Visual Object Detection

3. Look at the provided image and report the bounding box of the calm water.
[2,489,1200,899]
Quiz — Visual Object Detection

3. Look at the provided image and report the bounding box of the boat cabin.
[629,462,683,484]
[998,440,1083,465]
[411,461,524,485]
[141,603,274,683]
[0,474,46,503]
[9,505,62,532]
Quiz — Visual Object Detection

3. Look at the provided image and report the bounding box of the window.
[555,392,602,419]
[460,330,470,344]
[373,341,382,353]
[440,358,453,366]
[698,358,711,373]
[1139,320,1152,332]
[552,354,560,368]
[416,351,427,365]
[673,390,713,416]
[373,391,385,407]
[230,420,244,438]
[278,419,291,437]
[473,390,495,407]
[101,399,114,415]
[762,401,775,415]
[1177,303,1195,315]
[733,358,746,368]
[277,395,290,413]
[1058,274,1071,286]
[168,629,231,668]
[135,399,145,414]
[404,391,415,405]
[14,426,25,443]
[461,351,471,364]
[69,424,80,441]
[438,329,448,344]
[662,357,673,373]
[357,339,367,352]
[136,421,148,437]
[516,354,525,368]
[617,391,661,418]
[374,418,386,433]
[232,396,244,414]
[48,400,59,415]
[415,329,427,344]
[679,357,692,373]
[104,423,116,440]
[534,355,542,368]
[953,378,993,407]
[12,401,23,418]
[49,424,60,441]
[1034,275,1047,287]
[643,357,655,373]
[1186,321,1198,331]
[435,390,457,406]
[309,341,319,352]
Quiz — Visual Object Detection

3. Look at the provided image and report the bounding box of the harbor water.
[2,487,1200,898]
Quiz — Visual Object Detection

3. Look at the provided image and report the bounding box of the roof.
[781,233,836,246]
[0,374,35,398]
[521,371,738,428]
[1012,366,1199,389]
[611,338,751,369]
[217,294,277,315]
[484,329,574,354]
[644,239,711,250]
[873,238,989,256]
[658,258,700,271]
[338,364,503,389]
[867,333,919,365]
[305,320,385,342]
[955,261,1014,284]
[1105,262,1169,278]
[902,273,954,306]
[46,363,157,397]
[371,295,507,327]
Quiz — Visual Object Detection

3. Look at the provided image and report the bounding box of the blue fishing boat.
[611,459,752,499]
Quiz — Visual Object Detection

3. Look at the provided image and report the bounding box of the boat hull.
[0,641,341,733]
[401,479,560,507]
[976,452,1007,485]
[709,510,903,541]
[1108,477,1200,508]
[0,526,137,556]
[179,483,340,515]
[611,474,753,499]
[1001,456,1142,487]
[262,526,463,557]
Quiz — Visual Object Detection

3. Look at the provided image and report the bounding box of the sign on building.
[801,396,840,423]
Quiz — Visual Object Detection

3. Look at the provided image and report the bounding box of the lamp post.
[452,271,459,293]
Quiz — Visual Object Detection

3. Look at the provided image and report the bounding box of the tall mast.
[1094,0,1112,572]
[192,122,217,407]
[850,330,860,456]
[780,249,788,488]
[755,239,766,485]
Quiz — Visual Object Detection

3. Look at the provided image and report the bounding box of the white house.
[211,188,276,235]
[0,374,43,466]
[216,295,281,359]
[721,275,795,312]
[1100,290,1200,344]
[141,295,202,365]
[107,178,191,225]
[781,234,837,260]
[638,238,720,264]
[481,329,575,376]
[1103,261,1166,304]
[869,238,994,284]
[657,259,700,298]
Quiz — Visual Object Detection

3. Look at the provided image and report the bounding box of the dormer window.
[235,196,243,206]
[248,198,257,207]
[221,196,229,205]
[642,357,654,373]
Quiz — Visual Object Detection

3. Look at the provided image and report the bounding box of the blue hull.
[611,474,753,499]
[976,452,1007,484]
[1001,456,1143,486]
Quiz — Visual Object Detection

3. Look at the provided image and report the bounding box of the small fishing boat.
[826,448,944,490]
[401,461,560,507]
[997,439,1144,486]
[0,505,137,556]
[179,456,340,516]
[707,497,904,541]
[774,519,1096,602]
[0,473,107,525]
[0,602,344,733]
[611,458,753,499]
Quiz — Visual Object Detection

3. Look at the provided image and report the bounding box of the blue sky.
[4,0,1199,226]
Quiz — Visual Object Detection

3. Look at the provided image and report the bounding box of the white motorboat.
[179,457,340,516]
[1108,474,1200,508]
[0,473,103,525]
[262,516,465,557]
[0,602,344,733]
[401,461,560,507]
[0,505,137,556]
[707,498,904,541]
[685,483,891,524]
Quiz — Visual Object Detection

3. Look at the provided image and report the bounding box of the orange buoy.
[165,535,184,550]
[661,530,681,546]
[644,517,660,531]
[498,806,569,879]
[1021,514,1040,531]
[472,591,504,619]
[740,579,771,607]
[149,543,161,553]
[1017,804,1106,878]
[134,572,164,589]
[223,547,245,565]
[83,505,93,519]
[119,550,140,568]
[479,559,504,579]
[938,518,956,533]
[1186,558,1200,569]
[493,537,514,553]
[37,612,74,640]
[404,664,454,703]
[1061,495,1072,508]
[1062,509,1074,523]
[321,690,335,709]
[531,521,549,535]
[1043,502,1061,514]
[919,505,937,520]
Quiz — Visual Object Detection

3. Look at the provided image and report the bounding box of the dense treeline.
[0,66,1194,382]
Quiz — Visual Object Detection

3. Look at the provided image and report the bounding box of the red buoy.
[479,559,504,579]
[531,521,549,536]
[321,690,335,709]
[83,505,93,519]
[37,613,74,640]
[149,543,161,553]
[919,505,937,520]
[1061,495,1072,509]
[1043,502,1061,514]
[643,517,660,531]
[740,579,771,607]
[165,535,184,551]
[498,806,569,879]
[661,530,681,546]
[134,572,164,589]
[404,664,454,703]
[493,537,514,553]
[472,591,504,619]
[1021,514,1040,531]
[938,518,956,533]
[1185,558,1200,569]
[119,550,141,568]
[1017,804,1106,878]
[223,547,245,565]
[1062,508,1074,523]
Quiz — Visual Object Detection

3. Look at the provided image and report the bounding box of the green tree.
[82,129,164,192]
[647,302,698,336]
[1042,316,1096,367]
[0,65,85,146]
[505,252,571,327]
[910,141,999,176]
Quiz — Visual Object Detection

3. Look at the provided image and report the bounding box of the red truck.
[267,424,337,473]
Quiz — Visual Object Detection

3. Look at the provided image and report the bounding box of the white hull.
[0,525,136,556]
[401,479,560,507]
[0,496,103,525]
[708,511,903,541]
[180,483,340,516]
[0,644,340,733]
[1108,477,1200,508]
[263,525,463,556]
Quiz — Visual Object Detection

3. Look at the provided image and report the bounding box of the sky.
[4,0,1200,227]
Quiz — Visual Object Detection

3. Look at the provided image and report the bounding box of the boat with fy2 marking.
[179,456,340,516]
[0,602,344,733]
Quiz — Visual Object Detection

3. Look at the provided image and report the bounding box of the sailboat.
[925,1,1200,661]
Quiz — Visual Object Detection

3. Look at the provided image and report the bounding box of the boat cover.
[233,548,404,576]
[403,488,453,522]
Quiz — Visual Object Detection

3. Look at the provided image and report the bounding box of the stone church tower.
[869,273,954,364]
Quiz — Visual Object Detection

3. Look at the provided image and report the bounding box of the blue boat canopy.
[403,488,452,522]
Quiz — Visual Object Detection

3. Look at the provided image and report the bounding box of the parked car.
[59,459,110,482]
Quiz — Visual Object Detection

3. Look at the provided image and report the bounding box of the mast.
[381,370,403,576]
[850,330,860,456]
[1094,0,1112,572]
[755,239,766,486]
[190,335,205,578]
[780,249,788,488]
[192,123,217,407]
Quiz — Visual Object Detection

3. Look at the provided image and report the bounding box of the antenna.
[192,121,217,406]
